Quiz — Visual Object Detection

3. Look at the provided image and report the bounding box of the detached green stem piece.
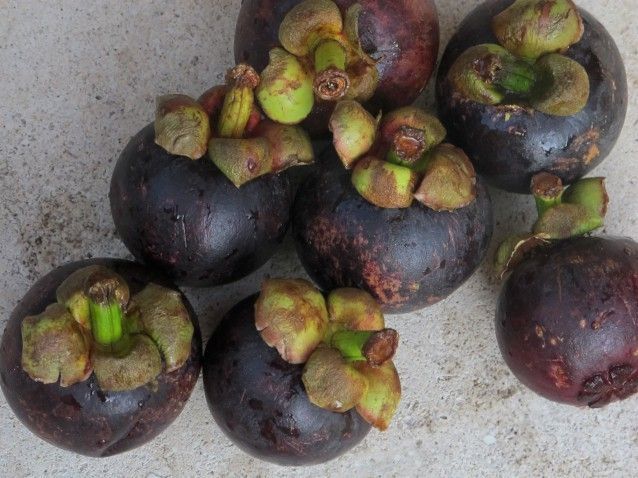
[330,329,399,366]
[531,172,564,216]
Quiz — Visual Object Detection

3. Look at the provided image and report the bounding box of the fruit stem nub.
[314,39,350,101]
[330,329,399,366]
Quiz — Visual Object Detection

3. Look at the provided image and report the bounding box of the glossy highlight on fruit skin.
[235,0,440,137]
[293,151,493,313]
[203,295,371,466]
[496,237,638,407]
[110,124,292,287]
[0,259,202,457]
[436,0,628,194]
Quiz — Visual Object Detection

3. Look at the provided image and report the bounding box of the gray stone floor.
[1,1,636,476]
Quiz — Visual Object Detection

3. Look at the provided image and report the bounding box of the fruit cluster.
[0,0,633,467]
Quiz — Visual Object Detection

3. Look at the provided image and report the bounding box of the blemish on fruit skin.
[579,319,587,329]
[548,359,571,389]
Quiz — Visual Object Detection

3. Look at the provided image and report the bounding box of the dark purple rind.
[0,259,202,457]
[496,237,638,407]
[235,0,440,138]
[292,151,493,314]
[203,295,370,466]
[436,0,628,193]
[110,124,292,287]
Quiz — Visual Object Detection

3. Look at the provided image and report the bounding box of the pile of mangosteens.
[1,0,635,467]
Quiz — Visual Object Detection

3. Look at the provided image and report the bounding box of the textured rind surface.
[203,295,370,466]
[110,124,292,287]
[235,0,440,137]
[436,0,628,193]
[292,151,493,313]
[496,237,638,406]
[0,259,202,457]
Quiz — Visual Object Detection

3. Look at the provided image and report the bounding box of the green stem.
[531,172,564,216]
[386,126,428,168]
[89,300,124,347]
[218,65,260,139]
[330,329,398,366]
[315,39,347,73]
[313,39,350,101]
[494,59,537,95]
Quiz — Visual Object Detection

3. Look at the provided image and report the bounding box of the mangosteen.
[436,0,628,193]
[110,65,314,287]
[492,172,638,407]
[0,259,201,456]
[234,0,440,137]
[293,105,493,313]
[203,279,401,465]
[497,236,638,407]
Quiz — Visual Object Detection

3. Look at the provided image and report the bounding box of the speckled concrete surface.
[0,1,636,476]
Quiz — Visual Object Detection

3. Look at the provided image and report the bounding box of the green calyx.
[496,174,608,277]
[257,48,314,125]
[450,0,588,116]
[492,0,584,59]
[413,143,477,212]
[274,0,378,108]
[21,266,193,392]
[255,279,401,429]
[532,173,608,238]
[351,157,420,209]
[330,100,378,169]
[155,94,211,160]
[217,64,261,139]
[448,44,589,116]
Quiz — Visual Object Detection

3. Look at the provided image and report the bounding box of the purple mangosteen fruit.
[436,0,627,193]
[0,259,201,456]
[203,279,401,465]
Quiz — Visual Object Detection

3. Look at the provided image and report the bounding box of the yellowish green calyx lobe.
[492,0,584,59]
[330,100,378,169]
[255,278,329,364]
[531,54,590,116]
[21,303,92,387]
[278,0,343,57]
[327,288,385,331]
[130,283,194,372]
[208,137,273,188]
[354,361,401,431]
[414,144,477,212]
[252,121,314,172]
[155,94,211,160]
[352,157,419,209]
[302,346,368,412]
[257,48,314,125]
[92,334,162,392]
